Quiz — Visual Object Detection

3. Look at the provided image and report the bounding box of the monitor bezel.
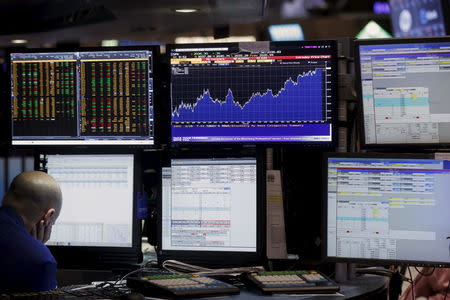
[355,36,450,150]
[166,40,338,148]
[35,150,143,269]
[156,150,266,268]
[8,46,160,149]
[323,151,450,268]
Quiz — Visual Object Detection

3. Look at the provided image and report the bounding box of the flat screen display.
[46,154,134,247]
[357,38,450,146]
[327,153,450,266]
[161,158,257,252]
[10,48,155,146]
[169,41,337,144]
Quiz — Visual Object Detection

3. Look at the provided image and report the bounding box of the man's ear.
[43,208,56,226]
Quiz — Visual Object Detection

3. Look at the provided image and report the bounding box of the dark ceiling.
[0,0,385,47]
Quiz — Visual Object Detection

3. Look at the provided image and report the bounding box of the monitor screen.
[168,41,337,144]
[159,157,263,266]
[46,154,135,247]
[326,153,450,266]
[10,48,155,146]
[357,37,450,147]
[40,153,141,267]
[389,0,447,37]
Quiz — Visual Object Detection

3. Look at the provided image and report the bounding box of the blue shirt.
[0,206,57,293]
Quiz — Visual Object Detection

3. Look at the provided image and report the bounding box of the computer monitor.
[356,37,450,148]
[168,41,337,145]
[326,152,450,267]
[389,0,449,37]
[39,153,141,268]
[10,47,157,146]
[158,156,265,267]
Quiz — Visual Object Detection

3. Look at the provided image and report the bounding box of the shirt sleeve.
[28,261,58,292]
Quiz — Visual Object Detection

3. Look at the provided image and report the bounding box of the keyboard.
[1,291,67,299]
[243,270,340,294]
[62,286,127,299]
[126,273,240,298]
[4,287,129,299]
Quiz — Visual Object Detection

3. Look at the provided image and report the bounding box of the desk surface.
[226,274,388,300]
[58,270,388,300]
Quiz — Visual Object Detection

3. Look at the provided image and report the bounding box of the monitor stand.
[335,262,356,283]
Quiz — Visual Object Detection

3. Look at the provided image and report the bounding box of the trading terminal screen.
[161,158,257,252]
[45,154,134,247]
[327,155,450,265]
[10,49,154,145]
[358,39,450,146]
[169,41,337,143]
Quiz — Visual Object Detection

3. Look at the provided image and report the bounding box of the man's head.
[3,171,62,232]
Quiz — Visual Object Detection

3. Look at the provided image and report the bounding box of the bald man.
[0,171,62,293]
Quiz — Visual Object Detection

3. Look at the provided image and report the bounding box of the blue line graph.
[172,68,324,123]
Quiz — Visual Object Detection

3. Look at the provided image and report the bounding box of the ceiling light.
[11,39,27,44]
[174,8,198,13]
[101,40,119,47]
[268,24,304,41]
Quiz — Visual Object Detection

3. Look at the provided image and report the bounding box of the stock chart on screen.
[10,48,155,146]
[169,41,337,144]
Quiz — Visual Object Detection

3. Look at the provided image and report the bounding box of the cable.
[142,259,159,268]
[195,266,265,276]
[414,266,435,277]
[408,267,415,300]
[161,259,265,276]
[113,267,165,287]
[161,260,212,274]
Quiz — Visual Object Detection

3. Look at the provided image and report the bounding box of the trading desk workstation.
[3,34,450,299]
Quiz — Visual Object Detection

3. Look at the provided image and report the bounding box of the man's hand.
[30,220,53,244]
